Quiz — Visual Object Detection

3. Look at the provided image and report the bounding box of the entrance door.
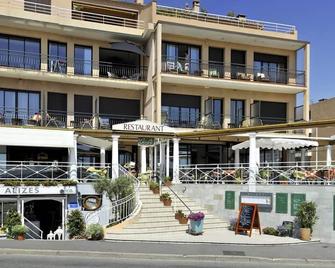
[24,200,62,239]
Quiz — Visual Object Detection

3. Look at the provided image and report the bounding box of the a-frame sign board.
[235,203,261,237]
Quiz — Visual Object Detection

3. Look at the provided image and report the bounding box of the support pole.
[112,135,120,179]
[166,139,170,177]
[140,145,147,174]
[100,148,106,167]
[173,138,180,184]
[234,149,240,167]
[326,145,332,166]
[248,133,257,192]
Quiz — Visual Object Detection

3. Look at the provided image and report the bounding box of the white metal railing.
[85,165,141,226]
[3,0,144,29]
[157,5,296,34]
[179,161,335,185]
[24,217,43,239]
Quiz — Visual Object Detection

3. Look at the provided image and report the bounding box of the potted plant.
[160,193,172,206]
[175,210,183,220]
[163,176,172,187]
[296,201,318,241]
[12,225,27,240]
[188,212,205,235]
[149,181,160,194]
[178,212,188,225]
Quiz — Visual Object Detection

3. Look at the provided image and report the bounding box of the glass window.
[25,39,40,70]
[48,41,67,73]
[213,99,222,125]
[74,45,92,75]
[0,36,8,66]
[230,99,245,127]
[9,38,24,68]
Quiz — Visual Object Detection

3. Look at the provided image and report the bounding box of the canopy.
[110,42,145,55]
[78,135,112,149]
[232,138,319,151]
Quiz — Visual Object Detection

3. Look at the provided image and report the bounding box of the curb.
[0,247,334,265]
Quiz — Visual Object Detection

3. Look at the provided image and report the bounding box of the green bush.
[11,225,27,237]
[67,210,85,239]
[4,209,21,238]
[262,227,279,236]
[85,224,104,240]
[160,193,171,201]
[296,201,318,232]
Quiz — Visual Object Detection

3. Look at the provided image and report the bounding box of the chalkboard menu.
[276,193,288,214]
[291,193,306,216]
[235,203,261,237]
[225,191,235,210]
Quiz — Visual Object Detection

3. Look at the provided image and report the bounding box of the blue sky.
[154,0,335,103]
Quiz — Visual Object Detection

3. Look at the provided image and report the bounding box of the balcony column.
[234,149,240,167]
[154,144,157,173]
[92,44,99,78]
[112,135,120,179]
[224,98,231,128]
[224,47,231,79]
[172,138,180,184]
[159,141,165,177]
[246,49,254,80]
[67,92,74,128]
[41,36,48,72]
[166,139,170,177]
[67,40,74,76]
[303,44,310,122]
[326,145,332,166]
[69,134,78,180]
[248,133,257,192]
[155,23,162,124]
[140,145,147,174]
[100,148,106,167]
[149,146,154,170]
[202,42,209,77]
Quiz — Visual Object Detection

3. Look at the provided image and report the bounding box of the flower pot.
[17,235,25,241]
[179,216,188,224]
[175,213,181,220]
[300,228,311,241]
[162,199,172,206]
[164,181,172,187]
[189,219,204,235]
[152,188,160,194]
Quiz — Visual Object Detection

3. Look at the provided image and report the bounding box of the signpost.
[235,203,261,237]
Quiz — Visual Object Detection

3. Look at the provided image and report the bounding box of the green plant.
[160,193,171,201]
[149,181,159,190]
[85,223,104,240]
[163,176,172,183]
[262,227,279,236]
[11,225,27,237]
[259,169,270,180]
[296,201,318,232]
[4,209,21,238]
[176,210,183,216]
[67,210,85,239]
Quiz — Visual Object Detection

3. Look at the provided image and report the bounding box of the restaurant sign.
[0,186,77,195]
[112,119,174,133]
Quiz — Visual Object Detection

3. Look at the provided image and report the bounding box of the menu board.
[225,191,235,210]
[291,193,306,216]
[276,193,288,214]
[235,203,261,237]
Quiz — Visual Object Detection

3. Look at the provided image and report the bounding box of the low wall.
[172,184,335,243]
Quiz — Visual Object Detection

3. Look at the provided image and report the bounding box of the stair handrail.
[157,175,193,214]
[24,216,43,239]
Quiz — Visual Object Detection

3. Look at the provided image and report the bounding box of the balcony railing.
[0,50,148,82]
[162,57,305,87]
[0,109,139,130]
[294,105,304,121]
[5,0,144,29]
[157,5,296,34]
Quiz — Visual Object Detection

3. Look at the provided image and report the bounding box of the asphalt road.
[0,254,333,268]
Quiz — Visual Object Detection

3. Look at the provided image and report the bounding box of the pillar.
[155,23,162,123]
[248,133,257,192]
[166,140,170,177]
[326,145,332,166]
[154,145,157,173]
[159,141,165,177]
[100,148,106,167]
[224,98,231,128]
[149,147,153,170]
[112,135,120,179]
[173,138,180,184]
[140,145,147,174]
[69,134,78,180]
[303,44,310,122]
[234,149,240,167]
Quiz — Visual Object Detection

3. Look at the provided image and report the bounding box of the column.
[61,199,65,240]
[303,44,310,122]
[172,138,180,184]
[326,145,332,166]
[248,133,257,192]
[166,140,170,177]
[224,98,231,128]
[69,134,78,180]
[159,141,165,177]
[140,145,147,174]
[154,145,157,173]
[149,147,153,170]
[112,135,120,179]
[21,199,24,225]
[67,92,74,128]
[155,23,162,123]
[100,148,106,167]
[224,47,231,79]
[234,149,240,167]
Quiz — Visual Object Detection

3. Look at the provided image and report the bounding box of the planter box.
[162,199,172,206]
[189,219,204,235]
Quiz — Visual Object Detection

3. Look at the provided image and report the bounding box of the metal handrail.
[24,216,43,240]
[157,5,296,34]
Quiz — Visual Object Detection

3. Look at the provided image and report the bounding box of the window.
[47,92,67,127]
[209,47,224,78]
[74,95,92,128]
[48,41,67,74]
[252,101,287,124]
[0,89,40,124]
[230,99,245,127]
[0,35,40,70]
[205,98,223,127]
[231,50,246,79]
[74,45,92,76]
[24,0,51,15]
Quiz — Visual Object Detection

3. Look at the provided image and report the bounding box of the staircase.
[107,185,228,236]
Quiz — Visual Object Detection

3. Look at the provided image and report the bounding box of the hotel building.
[0,0,310,238]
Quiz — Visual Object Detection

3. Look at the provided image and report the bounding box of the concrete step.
[127,219,227,228]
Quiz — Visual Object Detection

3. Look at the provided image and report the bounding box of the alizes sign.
[0,186,77,195]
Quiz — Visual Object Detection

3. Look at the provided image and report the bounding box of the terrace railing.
[6,0,144,29]
[179,162,335,185]
[157,5,296,34]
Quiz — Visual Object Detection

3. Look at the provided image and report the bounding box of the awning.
[0,128,75,148]
[232,138,319,151]
[78,135,112,149]
[110,42,145,55]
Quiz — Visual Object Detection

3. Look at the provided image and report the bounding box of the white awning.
[0,128,75,148]
[78,135,112,149]
[232,138,319,151]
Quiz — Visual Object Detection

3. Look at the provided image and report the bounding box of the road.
[0,254,333,268]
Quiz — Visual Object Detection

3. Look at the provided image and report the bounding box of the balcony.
[0,50,148,89]
[0,109,140,130]
[156,5,296,35]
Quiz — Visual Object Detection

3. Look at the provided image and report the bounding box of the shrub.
[12,225,27,237]
[4,209,21,238]
[85,224,104,240]
[160,193,171,201]
[296,201,318,232]
[149,181,159,191]
[262,227,279,236]
[67,210,85,239]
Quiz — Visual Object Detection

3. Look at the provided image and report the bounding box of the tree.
[67,210,85,238]
[4,209,21,238]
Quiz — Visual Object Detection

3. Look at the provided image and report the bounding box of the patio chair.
[107,71,119,79]
[166,61,176,72]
